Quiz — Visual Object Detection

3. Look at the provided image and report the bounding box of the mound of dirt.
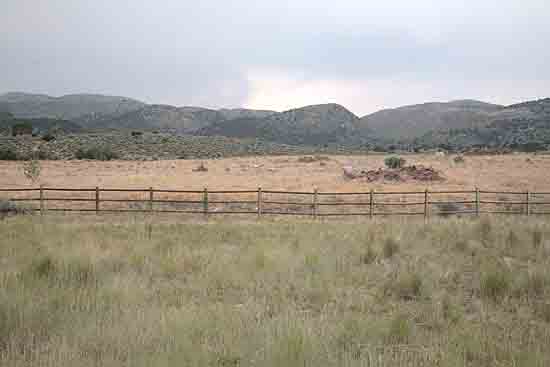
[344,165,444,182]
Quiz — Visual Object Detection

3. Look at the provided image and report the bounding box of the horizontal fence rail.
[1,186,549,218]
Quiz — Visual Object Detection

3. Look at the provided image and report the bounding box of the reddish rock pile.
[344,165,444,182]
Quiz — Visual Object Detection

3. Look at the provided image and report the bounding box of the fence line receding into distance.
[1,186,549,218]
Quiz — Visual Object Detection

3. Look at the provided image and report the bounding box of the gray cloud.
[1,0,549,115]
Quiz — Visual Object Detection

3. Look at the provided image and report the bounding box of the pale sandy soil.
[0,153,547,192]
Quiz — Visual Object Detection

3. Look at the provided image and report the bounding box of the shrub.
[481,268,511,302]
[454,239,469,252]
[31,256,57,279]
[17,150,54,161]
[535,302,550,323]
[297,156,316,163]
[75,147,119,161]
[506,230,520,250]
[532,228,543,249]
[441,294,461,324]
[41,133,56,142]
[383,238,399,258]
[361,245,377,265]
[513,271,549,301]
[394,272,423,300]
[386,314,411,344]
[437,202,462,217]
[22,159,41,184]
[36,150,55,160]
[478,218,493,246]
[131,131,143,137]
[453,155,465,164]
[384,156,406,169]
[192,163,208,172]
[0,148,17,160]
[0,200,32,217]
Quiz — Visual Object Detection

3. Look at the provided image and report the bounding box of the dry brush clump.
[0,215,550,366]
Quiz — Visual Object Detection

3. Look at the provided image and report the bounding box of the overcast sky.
[2,0,549,115]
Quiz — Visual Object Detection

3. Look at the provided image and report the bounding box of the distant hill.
[77,105,222,132]
[197,103,371,146]
[3,91,550,151]
[0,92,145,120]
[0,115,82,136]
[79,105,277,133]
[360,100,504,140]
[412,98,550,151]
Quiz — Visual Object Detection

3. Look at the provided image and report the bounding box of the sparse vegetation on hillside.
[75,146,119,161]
[1,216,549,366]
[11,121,33,136]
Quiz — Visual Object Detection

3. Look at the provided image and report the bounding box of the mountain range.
[1,92,550,151]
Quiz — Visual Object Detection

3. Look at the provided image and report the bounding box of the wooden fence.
[2,186,550,218]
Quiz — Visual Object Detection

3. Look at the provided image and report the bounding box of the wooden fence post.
[149,187,154,212]
[312,188,318,218]
[526,191,530,216]
[475,188,480,217]
[257,187,262,218]
[203,188,208,217]
[424,189,429,220]
[95,186,100,214]
[39,185,44,215]
[369,189,374,219]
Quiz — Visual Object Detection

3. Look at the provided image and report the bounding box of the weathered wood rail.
[1,186,549,218]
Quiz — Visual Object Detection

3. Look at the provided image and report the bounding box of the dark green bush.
[0,148,17,160]
[0,200,32,216]
[384,156,406,169]
[75,147,119,161]
[42,133,56,142]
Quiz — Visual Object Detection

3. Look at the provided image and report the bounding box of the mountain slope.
[0,113,82,136]
[80,105,277,133]
[412,98,550,151]
[198,103,369,145]
[217,108,276,120]
[361,100,504,140]
[0,92,146,120]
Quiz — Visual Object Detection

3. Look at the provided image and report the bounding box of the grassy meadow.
[1,215,550,366]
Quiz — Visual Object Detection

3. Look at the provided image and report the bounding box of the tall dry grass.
[1,215,550,366]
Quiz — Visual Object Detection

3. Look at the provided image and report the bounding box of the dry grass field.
[1,215,550,366]
[2,154,550,366]
[1,153,548,192]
